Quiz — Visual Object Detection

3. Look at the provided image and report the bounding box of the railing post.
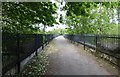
[35,34,38,56]
[84,35,85,50]
[95,35,98,57]
[95,35,97,52]
[118,36,120,76]
[17,34,20,73]
[42,34,44,50]
[118,59,120,76]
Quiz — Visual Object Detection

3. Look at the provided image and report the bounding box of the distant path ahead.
[46,36,118,75]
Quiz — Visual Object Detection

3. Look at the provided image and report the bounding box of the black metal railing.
[2,33,58,75]
[64,34,120,67]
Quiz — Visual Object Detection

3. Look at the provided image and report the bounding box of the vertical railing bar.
[17,33,20,73]
[35,34,38,56]
[84,35,85,50]
[42,34,44,50]
[96,35,98,52]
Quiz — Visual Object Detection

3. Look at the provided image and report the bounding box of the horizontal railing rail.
[64,34,120,67]
[2,33,59,75]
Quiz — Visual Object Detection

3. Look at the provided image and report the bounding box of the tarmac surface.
[46,36,118,75]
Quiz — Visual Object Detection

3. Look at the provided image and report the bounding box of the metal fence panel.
[2,33,55,75]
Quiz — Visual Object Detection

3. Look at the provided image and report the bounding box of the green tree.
[2,2,58,34]
[62,2,118,35]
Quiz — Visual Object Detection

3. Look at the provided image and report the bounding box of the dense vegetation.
[61,2,119,35]
[1,2,119,76]
[2,2,58,33]
[2,2,119,35]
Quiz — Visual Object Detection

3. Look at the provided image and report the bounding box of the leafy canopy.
[2,2,58,33]
[62,2,118,35]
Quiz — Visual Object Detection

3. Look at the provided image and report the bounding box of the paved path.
[46,36,117,75]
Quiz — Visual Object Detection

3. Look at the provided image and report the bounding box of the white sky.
[46,24,67,31]
[45,0,67,32]
[41,1,118,32]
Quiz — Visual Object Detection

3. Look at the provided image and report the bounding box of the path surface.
[46,36,118,75]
